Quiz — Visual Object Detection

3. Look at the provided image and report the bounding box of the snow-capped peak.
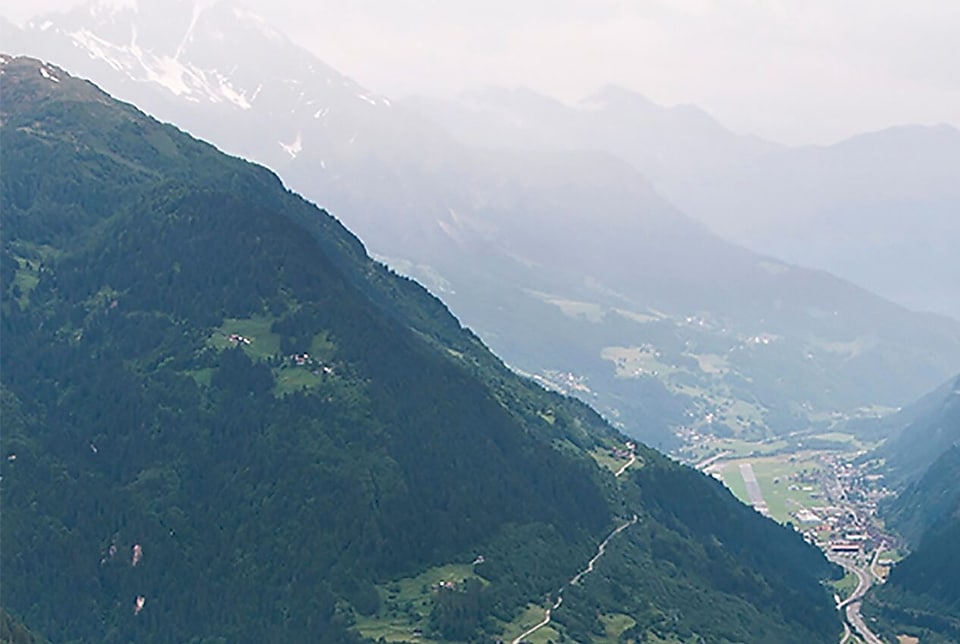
[13,0,393,152]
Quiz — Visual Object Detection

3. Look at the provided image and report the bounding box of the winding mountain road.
[614,451,638,477]
[512,595,563,644]
[511,446,639,644]
[695,450,732,471]
[569,515,639,587]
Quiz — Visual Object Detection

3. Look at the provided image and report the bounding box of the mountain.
[866,446,960,641]
[672,125,960,320]
[884,443,960,546]
[0,54,842,643]
[858,375,960,642]
[870,372,960,487]
[407,87,960,321]
[403,84,781,191]
[7,1,960,452]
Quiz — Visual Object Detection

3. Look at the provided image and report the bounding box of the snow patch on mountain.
[68,28,128,71]
[16,0,393,140]
[279,132,303,158]
[67,25,253,108]
[147,56,195,96]
[173,1,204,61]
[355,93,391,107]
[39,65,61,82]
[216,75,251,108]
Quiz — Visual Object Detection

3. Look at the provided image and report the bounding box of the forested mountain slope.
[0,55,840,642]
[861,375,960,642]
[866,446,960,642]
[870,372,960,486]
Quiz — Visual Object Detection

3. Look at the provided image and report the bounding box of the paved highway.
[831,553,884,644]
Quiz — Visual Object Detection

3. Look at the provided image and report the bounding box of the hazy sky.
[4,0,959,145]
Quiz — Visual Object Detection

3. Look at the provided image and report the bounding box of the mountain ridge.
[6,0,960,450]
[1,54,841,643]
[408,81,960,321]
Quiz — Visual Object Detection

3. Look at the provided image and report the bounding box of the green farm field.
[354,563,483,643]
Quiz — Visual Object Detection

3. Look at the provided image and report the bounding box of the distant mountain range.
[403,84,781,193]
[1,54,841,643]
[5,0,960,451]
[408,86,960,321]
[672,125,960,321]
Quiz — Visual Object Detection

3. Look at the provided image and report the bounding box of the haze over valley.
[1,2,958,642]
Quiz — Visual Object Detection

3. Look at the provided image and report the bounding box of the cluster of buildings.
[287,352,335,375]
[289,352,312,366]
[798,503,873,553]
[797,455,893,558]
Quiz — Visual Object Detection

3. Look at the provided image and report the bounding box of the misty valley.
[1,2,959,643]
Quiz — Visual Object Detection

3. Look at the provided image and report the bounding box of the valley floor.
[683,432,900,644]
